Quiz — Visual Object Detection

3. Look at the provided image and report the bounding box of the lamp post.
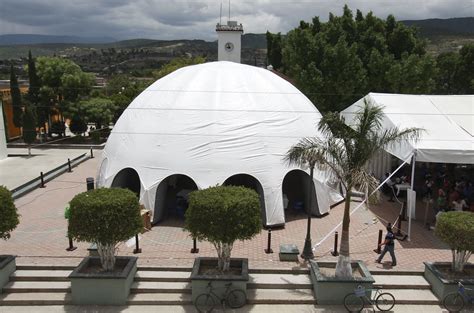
[301,164,315,260]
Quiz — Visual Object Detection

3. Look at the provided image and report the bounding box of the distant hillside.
[0,34,116,46]
[401,17,474,37]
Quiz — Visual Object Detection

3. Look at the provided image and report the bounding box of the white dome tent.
[97,61,342,226]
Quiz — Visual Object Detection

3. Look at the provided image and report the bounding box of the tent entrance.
[282,170,317,219]
[223,174,266,225]
[111,168,141,197]
[153,174,198,224]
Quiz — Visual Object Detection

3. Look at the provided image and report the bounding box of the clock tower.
[216,20,243,63]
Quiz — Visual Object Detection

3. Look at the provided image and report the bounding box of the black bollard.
[133,234,142,254]
[265,229,273,254]
[66,236,77,251]
[396,215,403,236]
[331,231,339,256]
[90,147,94,158]
[191,238,199,253]
[374,229,383,254]
[86,177,94,191]
[40,172,46,188]
[67,158,72,172]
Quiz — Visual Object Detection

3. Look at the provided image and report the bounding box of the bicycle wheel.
[226,289,246,308]
[443,292,464,312]
[343,293,364,312]
[375,292,395,311]
[195,293,216,313]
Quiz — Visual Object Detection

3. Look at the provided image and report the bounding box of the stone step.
[0,292,72,305]
[248,273,312,289]
[383,288,440,305]
[249,268,310,275]
[16,265,76,271]
[247,288,316,304]
[373,274,430,289]
[135,270,191,282]
[2,281,70,293]
[127,293,192,305]
[131,281,191,293]
[10,270,71,281]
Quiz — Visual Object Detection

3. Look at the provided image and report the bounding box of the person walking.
[376,224,397,266]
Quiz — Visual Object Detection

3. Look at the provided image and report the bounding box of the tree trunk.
[453,250,471,272]
[335,188,352,278]
[97,242,116,271]
[217,243,233,272]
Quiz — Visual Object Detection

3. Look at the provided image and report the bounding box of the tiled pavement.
[1,151,458,271]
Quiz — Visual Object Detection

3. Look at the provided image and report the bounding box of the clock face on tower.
[224,42,234,52]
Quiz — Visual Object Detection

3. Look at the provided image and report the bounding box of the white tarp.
[98,61,343,226]
[342,93,474,164]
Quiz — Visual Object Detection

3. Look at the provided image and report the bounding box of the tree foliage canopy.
[0,186,20,240]
[268,5,472,112]
[435,211,474,253]
[185,185,262,245]
[9,64,23,128]
[68,188,143,246]
[152,56,206,79]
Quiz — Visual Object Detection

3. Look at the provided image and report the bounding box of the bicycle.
[194,281,246,312]
[344,285,395,312]
[443,282,474,312]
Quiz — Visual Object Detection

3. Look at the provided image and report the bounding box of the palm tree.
[286,100,421,278]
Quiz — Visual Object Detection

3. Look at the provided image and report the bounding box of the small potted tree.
[68,188,143,305]
[424,211,474,300]
[185,185,261,303]
[0,186,20,293]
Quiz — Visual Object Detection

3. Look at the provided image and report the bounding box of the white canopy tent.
[98,61,342,226]
[342,93,474,164]
[342,93,474,239]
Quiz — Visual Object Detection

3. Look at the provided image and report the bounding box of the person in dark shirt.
[376,224,397,266]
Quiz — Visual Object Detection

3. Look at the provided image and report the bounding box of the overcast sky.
[1,0,472,40]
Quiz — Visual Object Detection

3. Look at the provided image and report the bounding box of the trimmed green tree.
[9,64,23,129]
[185,186,262,272]
[69,115,87,135]
[68,188,143,271]
[0,186,20,240]
[435,211,474,272]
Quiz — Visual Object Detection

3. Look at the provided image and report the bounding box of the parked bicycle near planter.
[344,285,395,312]
[195,281,246,312]
[443,282,474,312]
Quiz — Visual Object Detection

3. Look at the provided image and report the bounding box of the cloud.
[0,0,472,40]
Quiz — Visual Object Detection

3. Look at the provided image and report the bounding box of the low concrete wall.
[190,257,248,303]
[0,255,16,293]
[69,256,137,305]
[424,262,474,300]
[310,260,374,305]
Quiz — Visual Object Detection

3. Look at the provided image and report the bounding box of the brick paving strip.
[1,152,456,272]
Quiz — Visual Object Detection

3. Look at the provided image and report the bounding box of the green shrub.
[435,211,474,272]
[185,185,261,272]
[68,188,143,271]
[0,186,20,240]
[69,115,87,135]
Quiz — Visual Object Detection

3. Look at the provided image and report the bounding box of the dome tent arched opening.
[111,167,141,197]
[153,174,198,224]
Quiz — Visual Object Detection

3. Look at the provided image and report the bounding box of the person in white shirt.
[452,197,468,211]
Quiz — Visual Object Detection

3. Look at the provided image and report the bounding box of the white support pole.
[408,151,417,241]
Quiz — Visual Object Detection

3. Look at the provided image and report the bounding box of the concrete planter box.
[69,256,137,305]
[424,262,474,300]
[190,257,249,303]
[310,260,374,304]
[0,255,16,294]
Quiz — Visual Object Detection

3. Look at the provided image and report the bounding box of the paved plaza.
[0,148,90,190]
[1,150,454,271]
